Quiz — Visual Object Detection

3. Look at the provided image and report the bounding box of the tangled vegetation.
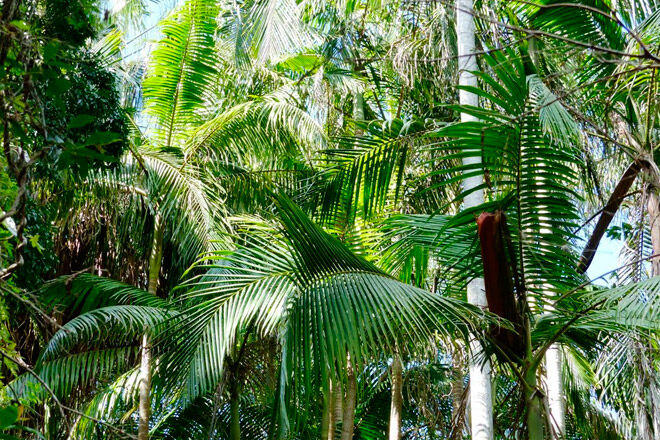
[0,0,659,438]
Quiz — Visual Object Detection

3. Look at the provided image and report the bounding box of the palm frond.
[220,0,316,69]
[427,49,583,298]
[185,89,326,165]
[39,273,168,315]
[142,0,219,148]
[42,305,170,361]
[316,118,427,229]
[156,194,486,419]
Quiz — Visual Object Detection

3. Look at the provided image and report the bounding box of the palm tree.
[422,46,660,440]
[456,0,494,437]
[45,0,328,436]
[6,0,660,438]
[513,2,660,436]
[8,193,488,439]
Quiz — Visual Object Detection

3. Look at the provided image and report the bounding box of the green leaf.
[9,20,29,30]
[46,78,71,97]
[80,131,123,147]
[42,41,60,62]
[0,406,18,429]
[67,114,96,129]
[28,234,43,252]
[274,53,323,73]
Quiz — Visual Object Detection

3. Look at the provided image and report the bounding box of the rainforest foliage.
[0,0,659,438]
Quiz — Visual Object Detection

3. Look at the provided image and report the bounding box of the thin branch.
[0,283,63,330]
[0,349,138,439]
[515,0,657,62]
[449,0,660,63]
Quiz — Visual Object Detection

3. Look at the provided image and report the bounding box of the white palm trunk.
[138,333,152,440]
[388,351,403,440]
[466,281,494,440]
[457,0,494,438]
[541,289,564,439]
[545,345,565,438]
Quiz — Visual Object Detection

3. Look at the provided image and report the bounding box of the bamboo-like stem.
[332,378,343,438]
[523,309,545,440]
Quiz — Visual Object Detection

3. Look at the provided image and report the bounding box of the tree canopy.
[0,0,659,438]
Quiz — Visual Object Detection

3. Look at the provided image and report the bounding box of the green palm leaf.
[157,194,485,424]
[142,0,219,148]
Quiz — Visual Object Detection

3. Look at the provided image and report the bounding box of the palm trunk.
[543,295,564,439]
[467,335,493,440]
[450,353,467,440]
[648,189,660,275]
[333,378,343,438]
[138,213,164,440]
[341,355,357,440]
[388,352,403,440]
[525,367,545,440]
[138,333,152,440]
[457,0,493,438]
[544,345,564,438]
[633,343,653,440]
[230,378,241,440]
[353,92,365,124]
[333,92,364,440]
[523,310,545,440]
[322,383,333,440]
[147,213,165,295]
[634,188,660,440]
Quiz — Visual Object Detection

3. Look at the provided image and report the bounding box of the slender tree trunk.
[544,345,564,438]
[138,213,164,440]
[353,92,365,124]
[633,188,660,440]
[230,378,241,440]
[652,380,660,440]
[138,333,153,440]
[341,355,357,440]
[525,367,545,440]
[388,351,403,440]
[647,189,660,440]
[578,160,648,273]
[147,214,165,295]
[332,378,343,438]
[457,0,493,438]
[633,343,654,440]
[450,350,467,440]
[332,91,364,440]
[322,382,333,440]
[523,309,545,440]
[543,293,564,439]
[648,189,660,275]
